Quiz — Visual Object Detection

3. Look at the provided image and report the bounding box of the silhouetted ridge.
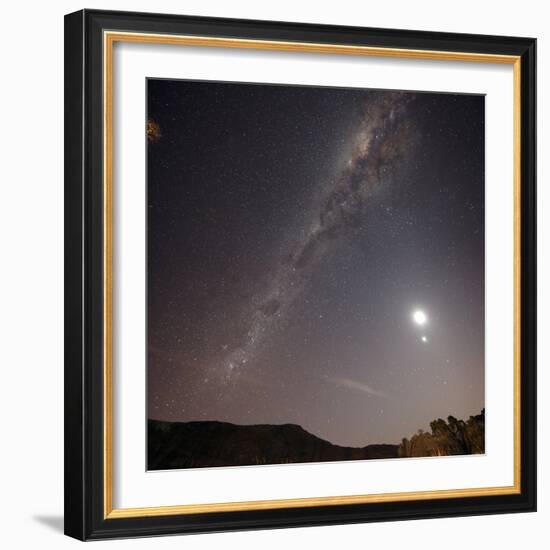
[147,419,398,470]
[148,410,485,470]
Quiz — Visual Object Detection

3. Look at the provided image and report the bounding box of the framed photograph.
[64,9,536,540]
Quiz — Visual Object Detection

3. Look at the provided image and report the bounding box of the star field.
[147,79,484,447]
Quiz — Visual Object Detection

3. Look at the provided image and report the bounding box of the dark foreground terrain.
[148,409,484,470]
[148,420,398,470]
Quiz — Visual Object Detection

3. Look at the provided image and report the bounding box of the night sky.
[147,79,484,447]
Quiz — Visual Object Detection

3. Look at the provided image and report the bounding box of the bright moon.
[413,310,427,325]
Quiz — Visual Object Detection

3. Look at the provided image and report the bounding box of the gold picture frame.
[65,9,536,540]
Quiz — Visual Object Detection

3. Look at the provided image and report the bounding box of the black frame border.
[64,9,536,541]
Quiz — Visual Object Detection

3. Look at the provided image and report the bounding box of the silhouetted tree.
[398,410,485,458]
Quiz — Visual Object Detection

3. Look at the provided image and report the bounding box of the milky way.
[217,93,414,385]
[147,80,485,447]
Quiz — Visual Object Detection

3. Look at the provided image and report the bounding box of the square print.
[146,79,485,471]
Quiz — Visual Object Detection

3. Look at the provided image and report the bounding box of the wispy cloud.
[324,376,386,398]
